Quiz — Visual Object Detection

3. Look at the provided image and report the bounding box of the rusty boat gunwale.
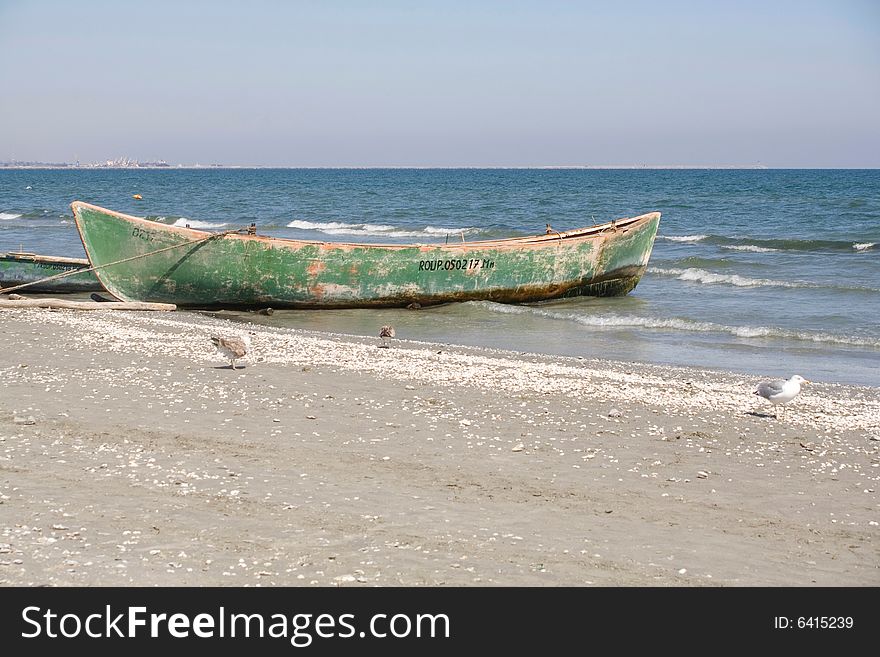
[71,201,661,309]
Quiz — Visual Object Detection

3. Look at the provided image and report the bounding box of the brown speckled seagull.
[211,335,249,369]
[378,325,395,349]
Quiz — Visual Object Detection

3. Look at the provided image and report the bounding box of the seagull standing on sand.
[754,374,810,418]
[211,335,249,369]
[378,325,395,349]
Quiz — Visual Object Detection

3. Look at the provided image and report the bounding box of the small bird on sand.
[378,325,395,349]
[754,374,810,418]
[211,335,249,369]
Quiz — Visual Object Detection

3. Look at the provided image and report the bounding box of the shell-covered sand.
[1,308,877,586]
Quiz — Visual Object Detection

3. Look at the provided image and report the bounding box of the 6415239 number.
[774,616,853,629]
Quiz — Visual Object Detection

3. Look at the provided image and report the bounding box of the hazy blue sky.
[1,0,878,166]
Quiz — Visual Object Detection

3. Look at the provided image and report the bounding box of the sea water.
[1,168,877,385]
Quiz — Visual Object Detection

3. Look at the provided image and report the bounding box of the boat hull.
[72,202,660,309]
[0,252,102,293]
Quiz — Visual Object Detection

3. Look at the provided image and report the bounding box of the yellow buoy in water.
[133,194,142,200]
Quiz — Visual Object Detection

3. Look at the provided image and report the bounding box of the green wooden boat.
[0,251,102,293]
[72,201,660,309]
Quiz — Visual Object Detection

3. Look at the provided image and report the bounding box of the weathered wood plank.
[0,298,176,311]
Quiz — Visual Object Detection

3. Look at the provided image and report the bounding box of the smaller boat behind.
[0,251,103,293]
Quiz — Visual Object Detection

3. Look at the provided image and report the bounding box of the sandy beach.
[0,307,877,587]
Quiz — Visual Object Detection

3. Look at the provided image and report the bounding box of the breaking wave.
[0,209,71,225]
[647,267,879,293]
[721,244,779,253]
[287,219,478,239]
[474,302,880,348]
[649,267,810,289]
[658,234,707,242]
[171,218,229,229]
[660,233,878,253]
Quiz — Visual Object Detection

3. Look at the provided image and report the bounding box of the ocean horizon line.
[3,163,880,171]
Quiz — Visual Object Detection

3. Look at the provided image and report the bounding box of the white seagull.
[754,374,810,418]
[211,335,249,369]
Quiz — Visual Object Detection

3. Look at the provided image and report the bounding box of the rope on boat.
[0,228,244,296]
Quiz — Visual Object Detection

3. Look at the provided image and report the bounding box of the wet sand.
[1,308,878,586]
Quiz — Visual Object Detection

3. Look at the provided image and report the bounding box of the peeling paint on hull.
[0,252,102,293]
[72,202,660,309]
